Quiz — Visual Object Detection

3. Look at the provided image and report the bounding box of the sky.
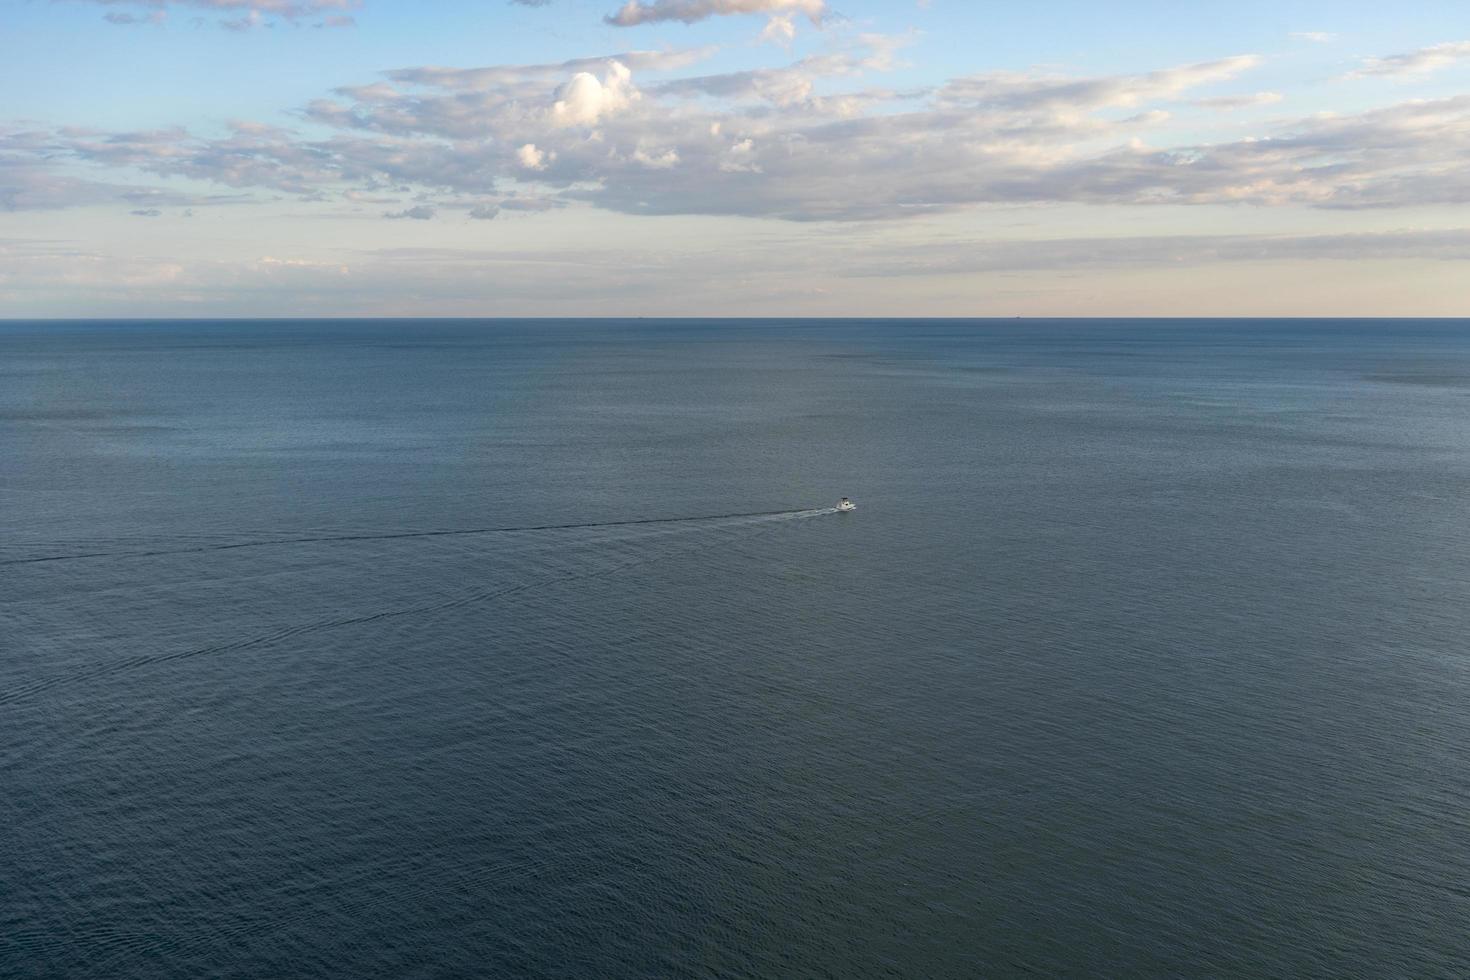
[4,0,1470,316]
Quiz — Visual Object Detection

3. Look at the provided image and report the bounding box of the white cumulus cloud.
[517,143,550,170]
[551,61,637,126]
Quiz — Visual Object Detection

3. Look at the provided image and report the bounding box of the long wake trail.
[0,507,831,567]
[0,510,824,707]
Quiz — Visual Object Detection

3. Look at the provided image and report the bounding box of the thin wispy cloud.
[604,0,825,27]
[1351,40,1470,77]
[842,229,1470,276]
[77,0,360,29]
[102,10,169,24]
[1193,91,1284,110]
[935,56,1260,112]
[383,205,435,219]
[10,226,1470,318]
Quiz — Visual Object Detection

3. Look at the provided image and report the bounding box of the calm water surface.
[3,319,1469,977]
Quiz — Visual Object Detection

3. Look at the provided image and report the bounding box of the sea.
[2,319,1468,978]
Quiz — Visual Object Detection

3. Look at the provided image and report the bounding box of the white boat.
[836,497,857,513]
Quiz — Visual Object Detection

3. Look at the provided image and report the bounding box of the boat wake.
[0,508,833,707]
[0,508,832,567]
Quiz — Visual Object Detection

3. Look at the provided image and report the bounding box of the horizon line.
[5,316,1470,323]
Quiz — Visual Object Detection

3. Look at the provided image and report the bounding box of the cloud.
[654,37,906,106]
[258,255,349,274]
[20,47,1470,222]
[605,0,824,27]
[760,14,796,45]
[460,194,562,219]
[936,55,1260,113]
[1352,41,1470,77]
[2,131,256,211]
[82,0,360,29]
[221,10,267,30]
[11,225,1470,319]
[517,143,550,169]
[0,240,189,298]
[841,229,1470,277]
[500,195,561,211]
[103,10,168,24]
[551,62,637,125]
[1290,32,1336,44]
[382,205,435,219]
[384,48,713,91]
[1194,91,1284,111]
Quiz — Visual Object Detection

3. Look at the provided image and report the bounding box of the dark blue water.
[3,319,1469,978]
